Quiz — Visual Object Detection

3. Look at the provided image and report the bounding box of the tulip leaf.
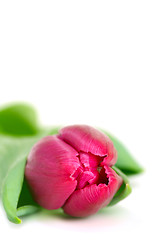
[16,205,40,218]
[0,135,39,223]
[108,166,132,206]
[1,153,31,224]
[0,103,40,136]
[102,130,143,175]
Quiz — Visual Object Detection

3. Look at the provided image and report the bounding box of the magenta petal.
[79,152,100,169]
[102,147,118,167]
[63,167,122,217]
[76,171,95,189]
[59,125,117,166]
[25,135,80,209]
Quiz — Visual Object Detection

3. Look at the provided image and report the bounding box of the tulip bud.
[25,125,122,217]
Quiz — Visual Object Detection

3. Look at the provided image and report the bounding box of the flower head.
[25,125,122,217]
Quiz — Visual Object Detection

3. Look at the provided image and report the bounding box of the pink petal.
[25,135,80,209]
[76,171,95,190]
[59,125,117,166]
[102,147,118,167]
[63,167,122,217]
[78,152,100,186]
[79,152,100,169]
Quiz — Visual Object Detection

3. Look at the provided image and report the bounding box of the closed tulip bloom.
[25,125,123,217]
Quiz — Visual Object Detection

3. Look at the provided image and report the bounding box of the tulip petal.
[63,167,122,217]
[76,171,95,189]
[79,152,100,169]
[59,125,117,166]
[102,147,118,168]
[25,135,80,209]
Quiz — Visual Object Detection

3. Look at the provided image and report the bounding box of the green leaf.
[16,205,40,218]
[0,136,36,223]
[102,130,143,175]
[108,166,132,206]
[0,103,40,136]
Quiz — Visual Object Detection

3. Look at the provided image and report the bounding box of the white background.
[0,0,160,239]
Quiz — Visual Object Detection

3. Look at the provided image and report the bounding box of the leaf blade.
[2,160,26,224]
[17,205,40,218]
[101,130,143,175]
[0,103,39,136]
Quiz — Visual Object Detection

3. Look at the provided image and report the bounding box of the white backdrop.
[0,1,160,239]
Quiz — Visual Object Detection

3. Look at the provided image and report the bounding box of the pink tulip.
[25,125,123,217]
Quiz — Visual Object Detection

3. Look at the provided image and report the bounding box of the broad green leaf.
[2,156,28,224]
[108,166,132,206]
[0,103,40,136]
[102,130,143,175]
[17,205,40,218]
